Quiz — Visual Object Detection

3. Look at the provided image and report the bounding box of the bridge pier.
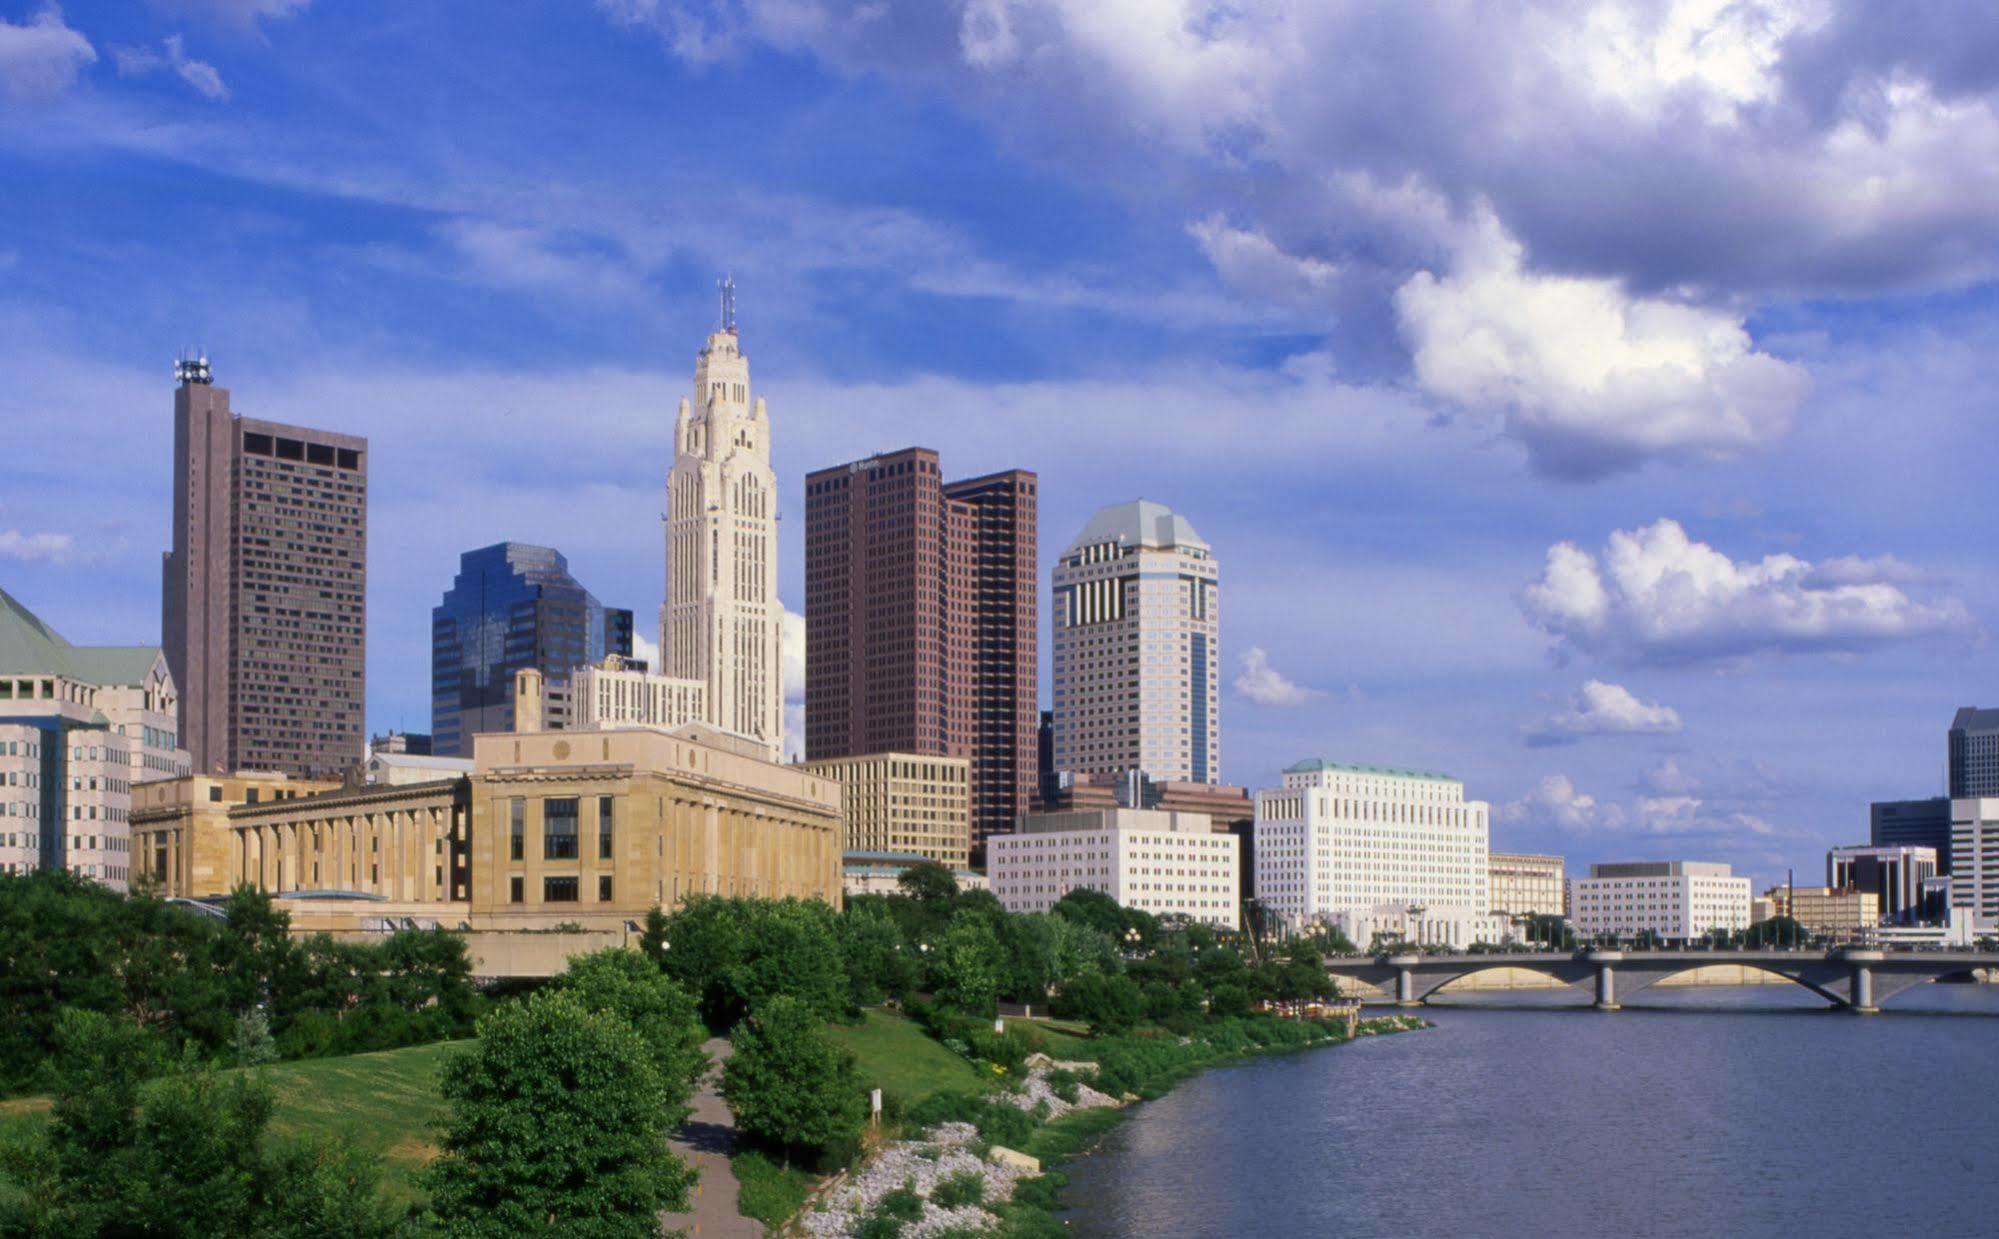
[1591,951,1622,1011]
[1846,950,1883,1014]
[1388,955,1422,1006]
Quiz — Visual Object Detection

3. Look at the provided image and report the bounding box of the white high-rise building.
[1567,861,1752,942]
[1051,500,1219,784]
[660,285,784,761]
[988,808,1240,929]
[1950,799,1999,929]
[1254,760,1496,943]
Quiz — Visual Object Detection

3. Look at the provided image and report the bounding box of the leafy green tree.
[895,861,959,903]
[738,900,848,1021]
[233,1008,279,1067]
[838,902,920,1008]
[930,910,1006,1015]
[1050,887,1156,946]
[426,990,694,1237]
[1742,916,1809,949]
[1525,913,1578,950]
[561,948,709,1125]
[721,996,866,1167]
[1056,972,1144,1037]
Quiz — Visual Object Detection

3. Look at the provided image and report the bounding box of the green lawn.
[1011,1016,1093,1059]
[0,1039,466,1208]
[828,1010,984,1104]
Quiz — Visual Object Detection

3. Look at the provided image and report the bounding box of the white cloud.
[1188,214,1340,311]
[1528,679,1683,745]
[1521,518,1974,665]
[781,607,804,703]
[1503,771,1790,842]
[112,34,229,101]
[1233,646,1319,708]
[150,0,310,27]
[1395,208,1811,479]
[0,529,77,563]
[1500,773,1602,831]
[0,5,95,101]
[629,629,659,670]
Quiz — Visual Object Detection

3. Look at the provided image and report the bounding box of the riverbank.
[797,1013,1426,1237]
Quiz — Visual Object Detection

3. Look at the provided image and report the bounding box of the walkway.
[660,1037,763,1238]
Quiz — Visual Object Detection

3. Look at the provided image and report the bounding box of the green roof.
[1283,758,1457,783]
[0,586,162,688]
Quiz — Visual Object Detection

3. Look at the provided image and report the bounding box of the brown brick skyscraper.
[804,449,1036,855]
[163,357,367,779]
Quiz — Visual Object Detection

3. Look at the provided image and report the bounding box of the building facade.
[1050,501,1219,785]
[1949,708,1999,798]
[803,447,1037,852]
[431,543,632,755]
[1871,797,1953,873]
[1950,799,1999,929]
[799,752,972,870]
[1488,851,1566,918]
[988,808,1239,929]
[2,587,191,889]
[1567,861,1752,942]
[162,357,366,779]
[1767,885,1880,941]
[1828,844,1938,924]
[571,654,708,735]
[660,307,785,760]
[1253,759,1490,934]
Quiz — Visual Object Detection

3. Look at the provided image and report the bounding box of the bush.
[931,1169,986,1208]
[879,1183,924,1221]
[902,1091,1034,1150]
[1044,1068,1084,1104]
[731,1148,816,1231]
[722,996,867,1167]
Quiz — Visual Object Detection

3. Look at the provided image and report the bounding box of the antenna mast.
[718,274,737,336]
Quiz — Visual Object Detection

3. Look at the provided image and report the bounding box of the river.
[1061,984,1999,1238]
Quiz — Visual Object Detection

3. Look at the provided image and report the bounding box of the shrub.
[722,996,867,1167]
[931,1169,986,1209]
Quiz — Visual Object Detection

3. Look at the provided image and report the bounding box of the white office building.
[1050,500,1220,784]
[1253,759,1498,946]
[1567,861,1752,942]
[1951,799,1999,929]
[572,654,709,735]
[987,808,1240,929]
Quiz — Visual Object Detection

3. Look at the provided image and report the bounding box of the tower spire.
[718,274,737,336]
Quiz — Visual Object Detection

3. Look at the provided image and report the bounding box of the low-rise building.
[1324,903,1515,952]
[572,654,709,736]
[800,752,972,870]
[1568,861,1751,943]
[988,808,1239,929]
[841,851,987,898]
[1488,851,1565,918]
[131,772,340,898]
[1767,884,1881,941]
[1828,844,1938,924]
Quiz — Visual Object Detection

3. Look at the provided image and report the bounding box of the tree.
[1742,916,1809,949]
[1056,972,1143,1037]
[721,995,866,1167]
[1525,913,1577,950]
[561,948,709,1125]
[654,896,849,1028]
[427,990,694,1237]
[895,861,959,903]
[838,902,920,1008]
[930,909,1007,1015]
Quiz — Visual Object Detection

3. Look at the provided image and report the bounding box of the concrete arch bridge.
[1325,949,1999,1014]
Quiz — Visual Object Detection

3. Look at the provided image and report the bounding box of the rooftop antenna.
[174,349,212,387]
[718,273,737,336]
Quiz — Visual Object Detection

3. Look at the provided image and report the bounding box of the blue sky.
[4,0,1997,890]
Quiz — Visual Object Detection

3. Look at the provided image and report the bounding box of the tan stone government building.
[132,721,843,936]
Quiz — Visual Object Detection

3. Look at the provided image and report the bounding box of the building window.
[510,798,525,861]
[544,798,579,860]
[509,875,524,903]
[599,795,614,860]
[598,874,613,902]
[544,876,579,903]
[207,786,222,803]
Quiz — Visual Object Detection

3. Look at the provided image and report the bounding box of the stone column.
[1846,950,1883,1013]
[1388,954,1421,1006]
[1592,950,1623,1011]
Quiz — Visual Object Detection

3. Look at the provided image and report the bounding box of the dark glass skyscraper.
[430,543,631,756]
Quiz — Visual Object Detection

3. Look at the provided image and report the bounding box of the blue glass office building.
[430,543,632,756]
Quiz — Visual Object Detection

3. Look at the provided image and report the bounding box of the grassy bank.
[0,1039,465,1208]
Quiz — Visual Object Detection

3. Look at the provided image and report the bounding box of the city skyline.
[4,3,1997,892]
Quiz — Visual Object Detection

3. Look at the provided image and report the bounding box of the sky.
[3,0,1996,892]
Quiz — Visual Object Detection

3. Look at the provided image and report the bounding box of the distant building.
[2,586,192,889]
[804,447,1037,853]
[1949,707,1999,798]
[1871,797,1952,873]
[841,851,987,898]
[1488,852,1566,918]
[1039,768,1254,905]
[430,543,632,756]
[1051,500,1220,785]
[988,808,1239,929]
[660,305,785,760]
[1324,904,1512,952]
[371,732,433,757]
[1950,799,1999,929]
[1767,884,1880,942]
[1567,862,1751,943]
[365,751,475,787]
[1254,759,1490,935]
[571,654,707,736]
[1750,894,1778,923]
[1828,844,1938,923]
[162,357,366,779]
[800,752,972,871]
[131,772,340,898]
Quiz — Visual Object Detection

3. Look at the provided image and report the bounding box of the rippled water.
[1062,985,1999,1238]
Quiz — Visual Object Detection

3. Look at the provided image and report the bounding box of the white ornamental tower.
[660,279,784,759]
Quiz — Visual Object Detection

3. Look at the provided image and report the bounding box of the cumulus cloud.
[1527,679,1683,746]
[0,5,95,101]
[1504,771,1788,842]
[1521,518,1974,665]
[1188,215,1339,310]
[628,629,659,670]
[0,529,77,563]
[781,606,804,704]
[1234,646,1319,707]
[112,34,229,101]
[1395,209,1811,479]
[1500,773,1603,832]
